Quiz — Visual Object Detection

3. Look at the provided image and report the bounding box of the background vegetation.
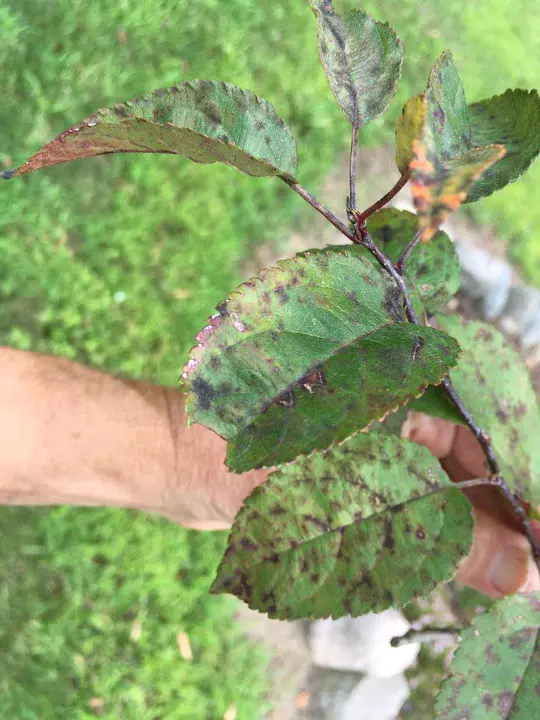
[0,0,538,716]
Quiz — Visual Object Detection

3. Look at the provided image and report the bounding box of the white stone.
[342,673,410,720]
[310,612,419,678]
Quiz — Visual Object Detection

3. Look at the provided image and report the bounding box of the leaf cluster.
[3,0,540,712]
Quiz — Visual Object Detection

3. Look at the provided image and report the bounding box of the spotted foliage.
[184,252,460,471]
[437,315,540,504]
[1,81,298,180]
[425,51,471,161]
[411,121,505,242]
[308,1,402,127]
[466,89,540,203]
[321,209,460,318]
[435,593,540,719]
[212,433,473,619]
[409,51,540,204]
[395,93,428,175]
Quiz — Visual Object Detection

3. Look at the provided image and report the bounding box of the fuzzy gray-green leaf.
[435,593,540,719]
[2,81,298,180]
[308,1,402,126]
[212,433,473,619]
[184,252,460,472]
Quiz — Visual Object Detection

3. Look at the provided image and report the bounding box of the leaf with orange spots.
[410,122,505,242]
[435,593,540,719]
[184,251,460,472]
[0,81,298,180]
[211,433,473,619]
[422,51,540,203]
[308,1,402,126]
[395,94,428,175]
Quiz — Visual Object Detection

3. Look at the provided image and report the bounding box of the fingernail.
[488,546,530,595]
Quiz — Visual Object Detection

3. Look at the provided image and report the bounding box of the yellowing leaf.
[411,123,505,242]
[395,94,428,175]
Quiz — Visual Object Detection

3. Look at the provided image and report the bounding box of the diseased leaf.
[425,51,471,161]
[1,81,298,180]
[421,52,540,203]
[212,433,474,619]
[408,384,465,425]
[308,1,402,126]
[315,209,460,316]
[411,122,505,242]
[395,94,428,175]
[435,593,540,719]
[367,209,460,314]
[466,89,540,203]
[437,315,540,504]
[183,252,460,472]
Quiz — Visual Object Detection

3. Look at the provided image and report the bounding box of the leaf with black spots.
[184,252,460,471]
[308,1,402,126]
[1,81,298,180]
[411,121,505,242]
[321,209,460,317]
[425,51,471,161]
[465,89,540,203]
[435,593,540,719]
[395,94,428,175]
[437,315,540,504]
[212,433,473,619]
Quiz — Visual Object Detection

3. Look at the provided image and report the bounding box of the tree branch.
[281,178,355,242]
[391,624,463,648]
[396,233,421,274]
[353,172,410,225]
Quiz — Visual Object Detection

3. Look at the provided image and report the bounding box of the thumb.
[456,509,540,598]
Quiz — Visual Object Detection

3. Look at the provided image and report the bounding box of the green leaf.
[316,209,461,316]
[1,81,298,180]
[421,52,540,203]
[411,121,505,242]
[437,315,540,504]
[184,252,460,471]
[212,433,473,619]
[435,593,540,719]
[408,384,466,425]
[465,89,540,203]
[367,209,460,314]
[395,94,428,175]
[308,1,402,126]
[425,51,471,161]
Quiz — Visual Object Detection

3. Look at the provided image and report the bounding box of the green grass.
[0,1,539,717]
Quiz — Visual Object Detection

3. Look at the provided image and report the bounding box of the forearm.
[0,347,264,528]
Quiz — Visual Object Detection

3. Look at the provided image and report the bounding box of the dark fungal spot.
[216,301,229,316]
[415,528,426,540]
[514,402,527,419]
[210,356,221,371]
[300,369,325,394]
[382,284,405,322]
[274,284,289,305]
[497,691,515,714]
[310,573,320,584]
[269,504,287,516]
[276,390,294,408]
[382,518,395,550]
[482,694,494,709]
[240,538,257,551]
[347,291,358,303]
[411,336,425,363]
[191,377,217,411]
[264,134,272,145]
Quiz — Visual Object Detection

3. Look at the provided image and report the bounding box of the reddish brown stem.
[353,172,410,224]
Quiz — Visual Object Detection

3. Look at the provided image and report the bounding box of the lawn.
[0,1,539,717]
